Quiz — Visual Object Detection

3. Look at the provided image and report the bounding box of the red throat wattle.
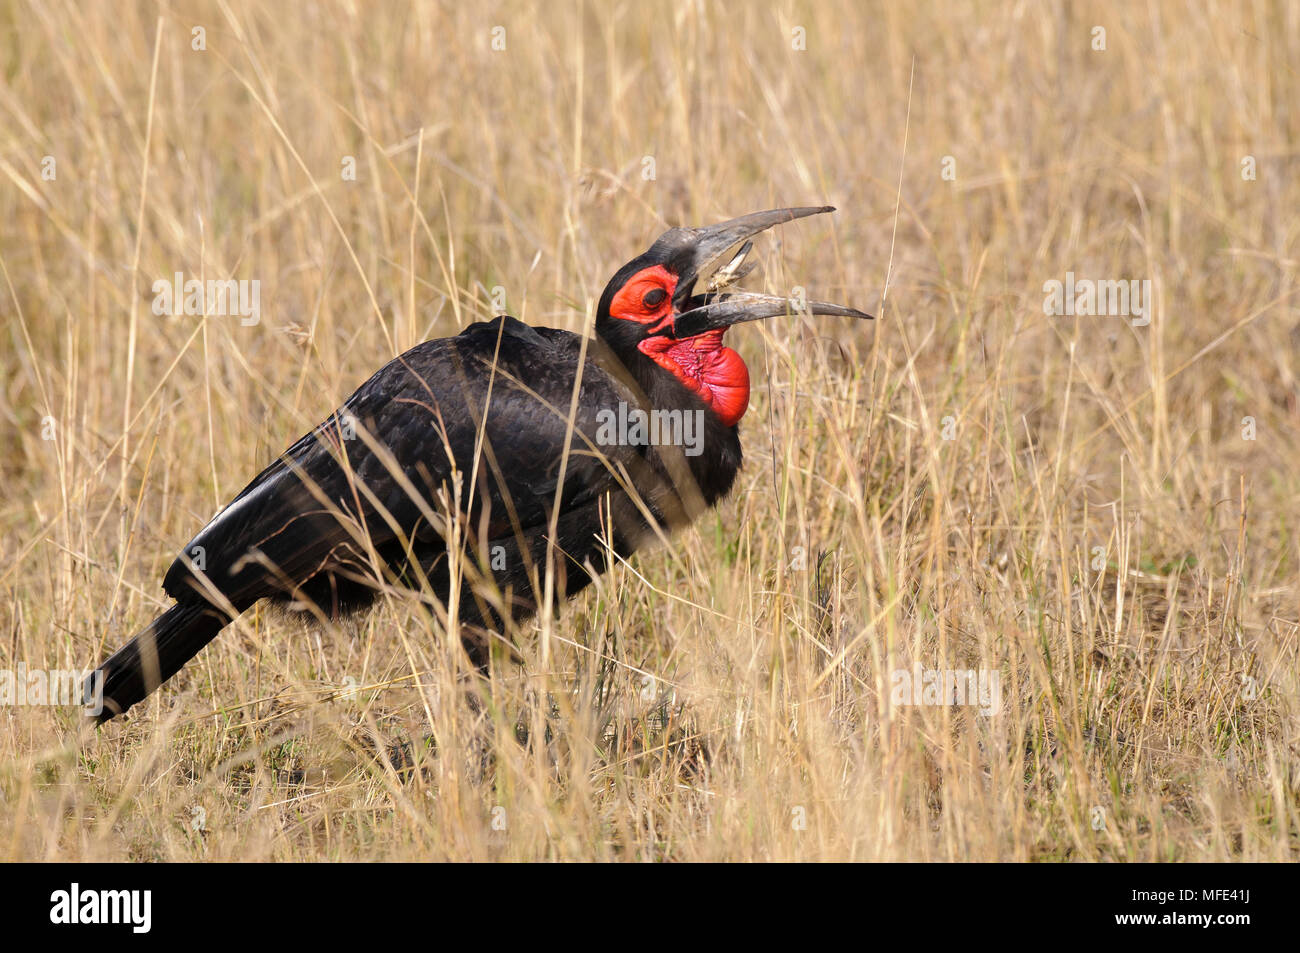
[638,330,750,427]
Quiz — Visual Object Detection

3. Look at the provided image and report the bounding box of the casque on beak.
[666,206,873,339]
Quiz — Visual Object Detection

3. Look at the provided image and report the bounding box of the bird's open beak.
[668,206,873,338]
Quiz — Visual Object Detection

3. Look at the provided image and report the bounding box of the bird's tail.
[85,602,230,723]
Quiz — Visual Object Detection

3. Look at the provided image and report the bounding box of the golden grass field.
[1,0,1297,862]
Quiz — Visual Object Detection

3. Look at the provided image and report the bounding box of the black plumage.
[87,207,869,722]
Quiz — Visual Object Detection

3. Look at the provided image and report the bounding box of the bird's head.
[594,206,871,426]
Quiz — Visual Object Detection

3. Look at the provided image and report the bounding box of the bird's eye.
[641,287,667,309]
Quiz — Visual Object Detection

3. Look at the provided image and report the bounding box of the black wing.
[162,317,654,613]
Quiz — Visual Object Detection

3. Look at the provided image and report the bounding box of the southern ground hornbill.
[87,206,870,722]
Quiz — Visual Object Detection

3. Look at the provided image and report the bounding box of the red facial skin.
[609,265,752,428]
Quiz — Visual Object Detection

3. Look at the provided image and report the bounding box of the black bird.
[87,206,870,722]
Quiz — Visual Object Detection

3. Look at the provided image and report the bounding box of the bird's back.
[162,316,705,629]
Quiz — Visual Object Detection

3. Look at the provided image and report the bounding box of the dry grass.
[1,0,1297,861]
